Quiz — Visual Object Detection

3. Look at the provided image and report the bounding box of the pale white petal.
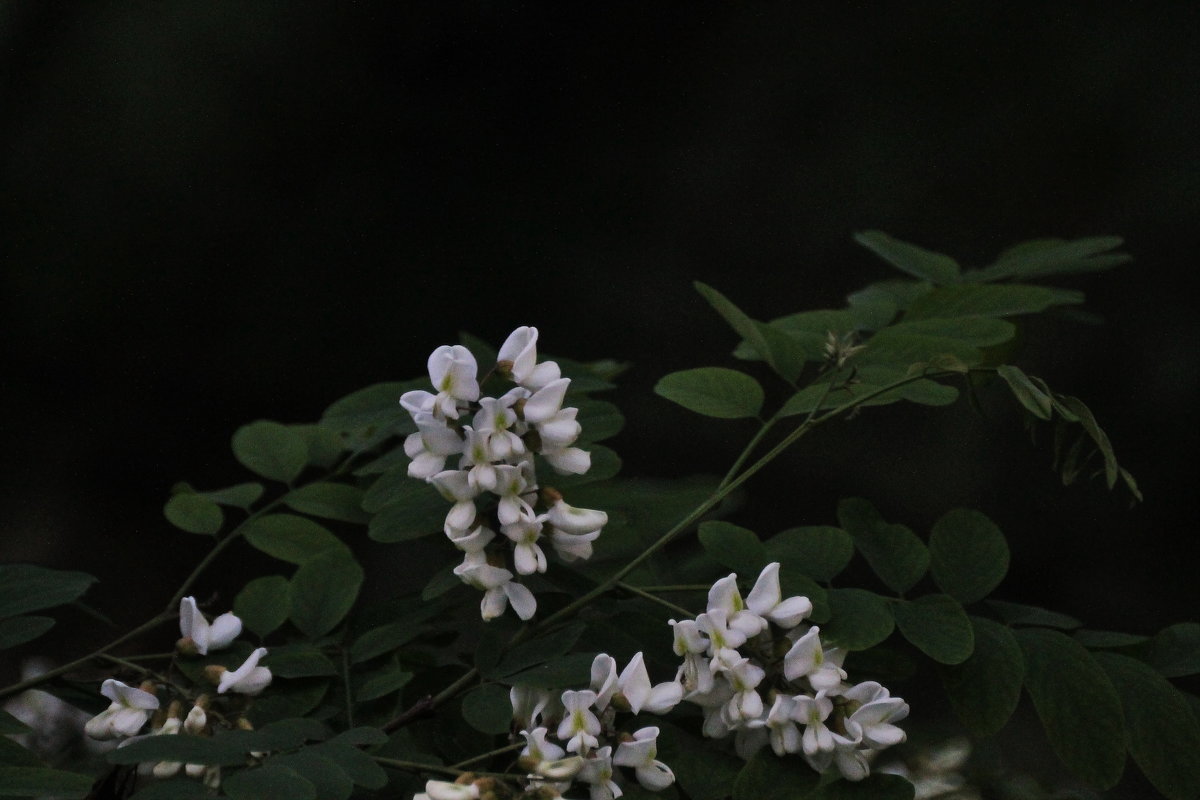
[207,613,242,651]
[523,378,570,424]
[543,447,591,474]
[745,563,782,615]
[504,582,537,620]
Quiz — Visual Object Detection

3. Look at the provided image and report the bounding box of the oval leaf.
[732,749,819,800]
[698,521,768,576]
[234,575,291,638]
[764,526,854,582]
[163,492,224,535]
[892,594,974,665]
[289,551,364,638]
[837,498,929,594]
[266,752,353,800]
[461,684,514,734]
[1140,622,1200,678]
[243,514,351,565]
[0,616,56,650]
[940,616,1024,737]
[854,230,960,285]
[284,483,371,524]
[0,767,96,798]
[232,421,308,483]
[823,588,894,651]
[654,368,764,419]
[0,565,96,618]
[1016,627,1127,789]
[928,509,1009,604]
[223,764,317,800]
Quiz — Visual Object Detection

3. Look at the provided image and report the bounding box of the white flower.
[425,780,480,800]
[542,499,608,535]
[429,469,480,533]
[548,526,602,562]
[492,464,535,526]
[613,726,675,791]
[453,563,536,621]
[695,608,747,657]
[717,653,766,726]
[793,691,835,759]
[498,326,562,390]
[842,682,909,750]
[179,597,242,656]
[459,427,499,492]
[557,690,602,754]
[511,686,560,730]
[404,413,464,479]
[427,345,480,419]
[501,513,548,575]
[520,726,567,765]
[744,563,813,629]
[706,574,767,639]
[217,647,273,695]
[578,745,621,800]
[542,445,592,475]
[783,626,847,691]
[151,716,184,778]
[473,397,525,461]
[83,679,159,740]
[614,652,682,715]
[765,694,803,756]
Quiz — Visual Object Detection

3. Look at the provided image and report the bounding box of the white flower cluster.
[400,327,608,622]
[671,563,909,781]
[416,652,683,800]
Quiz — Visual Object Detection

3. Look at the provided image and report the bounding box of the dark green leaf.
[1095,652,1200,800]
[928,508,1010,604]
[128,777,212,799]
[698,521,768,576]
[854,230,960,285]
[234,575,291,638]
[783,573,830,624]
[250,718,330,750]
[658,721,744,800]
[355,665,413,702]
[290,424,347,469]
[0,565,96,618]
[223,764,317,800]
[780,376,957,418]
[107,734,249,765]
[461,684,514,734]
[367,480,447,543]
[968,236,1129,281]
[202,482,265,509]
[246,681,329,726]
[1016,627,1126,789]
[330,727,388,746]
[765,526,854,582]
[732,749,820,800]
[654,367,764,419]
[289,550,364,638]
[268,752,353,800]
[0,616,55,650]
[350,621,426,664]
[810,773,915,800]
[848,280,929,321]
[232,420,308,483]
[823,588,894,650]
[1140,622,1200,677]
[988,600,1081,630]
[163,492,224,534]
[1053,395,1122,491]
[0,736,41,766]
[996,365,1053,420]
[694,282,779,374]
[319,381,419,437]
[284,482,371,524]
[243,513,351,565]
[905,284,1083,320]
[888,317,1016,346]
[0,710,31,736]
[0,767,95,798]
[421,567,463,600]
[940,616,1024,737]
[502,651,596,688]
[837,498,928,594]
[489,623,588,679]
[353,445,410,476]
[855,328,983,370]
[892,594,974,664]
[309,742,388,789]
[573,398,625,443]
[1073,630,1149,648]
[264,647,338,678]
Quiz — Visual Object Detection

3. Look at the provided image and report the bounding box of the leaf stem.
[615,581,696,618]
[450,741,525,770]
[373,756,511,780]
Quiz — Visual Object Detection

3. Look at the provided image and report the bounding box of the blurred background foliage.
[2,0,1196,743]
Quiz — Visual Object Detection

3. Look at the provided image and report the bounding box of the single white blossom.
[783,626,848,691]
[577,745,621,800]
[498,326,562,390]
[179,597,242,656]
[613,726,675,791]
[217,647,273,695]
[744,563,813,629]
[427,345,480,419]
[83,679,159,740]
[557,690,602,755]
[453,563,536,621]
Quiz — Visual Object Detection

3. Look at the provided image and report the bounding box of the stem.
[632,584,711,592]
[340,645,355,729]
[0,612,176,701]
[616,581,695,618]
[373,757,512,780]
[718,414,777,491]
[450,742,525,770]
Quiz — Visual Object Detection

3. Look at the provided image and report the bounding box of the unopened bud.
[203,665,227,685]
[536,756,584,780]
[138,680,158,696]
[176,636,199,657]
[540,487,563,505]
[235,718,254,732]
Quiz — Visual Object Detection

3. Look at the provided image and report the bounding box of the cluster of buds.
[400,327,608,622]
[671,563,909,781]
[83,598,272,787]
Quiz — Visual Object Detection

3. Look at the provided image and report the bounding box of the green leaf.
[1140,622,1200,677]
[163,491,224,535]
[573,398,626,443]
[223,764,317,800]
[855,328,983,370]
[764,526,854,582]
[854,230,961,285]
[968,236,1129,281]
[892,594,973,664]
[503,651,596,688]
[810,773,915,800]
[355,665,413,702]
[780,375,957,418]
[654,367,764,419]
[784,574,830,624]
[128,777,212,799]
[330,727,388,746]
[243,514,351,565]
[367,480,448,542]
[1053,395,1121,490]
[0,565,96,618]
[694,282,779,374]
[698,521,768,576]
[823,589,894,650]
[905,284,1084,320]
[284,482,371,524]
[1016,627,1126,789]
[0,710,32,735]
[234,575,291,638]
[309,741,388,789]
[461,684,514,734]
[658,721,744,800]
[319,381,417,437]
[289,551,364,638]
[988,600,1081,630]
[202,482,265,509]
[350,621,426,664]
[848,280,928,321]
[1094,652,1200,800]
[489,622,588,678]
[0,767,95,798]
[928,508,1010,604]
[421,567,462,600]
[267,752,353,800]
[232,420,309,483]
[996,365,1054,420]
[264,647,338,678]
[246,681,329,726]
[940,616,1024,737]
[0,736,40,766]
[0,616,55,650]
[1073,630,1149,648]
[291,424,347,469]
[107,734,249,765]
[732,749,820,800]
[837,498,929,594]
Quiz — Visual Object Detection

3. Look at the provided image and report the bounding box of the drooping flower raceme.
[400,327,608,621]
[670,563,909,782]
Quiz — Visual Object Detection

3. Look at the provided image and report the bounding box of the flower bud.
[203,665,227,685]
[176,636,199,657]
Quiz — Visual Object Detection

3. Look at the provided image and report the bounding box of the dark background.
[2,1,1197,789]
